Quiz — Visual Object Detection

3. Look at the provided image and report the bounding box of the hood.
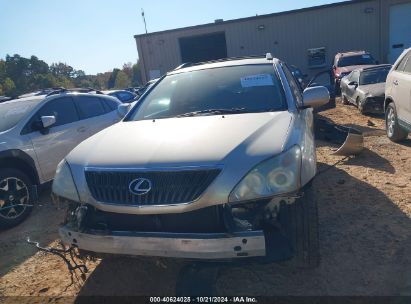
[358,82,385,97]
[337,65,375,74]
[67,112,293,169]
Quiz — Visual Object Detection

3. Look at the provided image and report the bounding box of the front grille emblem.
[129,178,152,196]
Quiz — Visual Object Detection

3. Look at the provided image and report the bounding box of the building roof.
[134,0,373,39]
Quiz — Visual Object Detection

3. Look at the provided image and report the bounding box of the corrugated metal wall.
[135,0,410,83]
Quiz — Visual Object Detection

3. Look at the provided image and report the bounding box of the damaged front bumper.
[58,195,297,261]
[59,227,267,259]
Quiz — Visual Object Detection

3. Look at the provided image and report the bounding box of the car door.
[345,71,360,103]
[73,95,120,138]
[396,54,411,126]
[25,96,89,181]
[307,70,335,111]
[387,51,411,128]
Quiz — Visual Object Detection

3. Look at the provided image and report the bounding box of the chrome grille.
[85,169,221,206]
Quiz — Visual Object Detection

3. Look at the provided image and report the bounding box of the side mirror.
[301,86,330,109]
[41,116,56,128]
[117,103,131,118]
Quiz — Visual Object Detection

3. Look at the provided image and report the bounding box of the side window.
[310,71,332,87]
[36,97,79,128]
[282,64,303,105]
[352,71,360,83]
[101,98,118,112]
[75,96,107,119]
[403,55,411,74]
[395,51,411,72]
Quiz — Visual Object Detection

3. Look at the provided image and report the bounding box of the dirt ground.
[1,100,410,300]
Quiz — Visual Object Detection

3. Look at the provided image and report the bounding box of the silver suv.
[53,55,329,266]
[385,48,411,142]
[0,90,121,228]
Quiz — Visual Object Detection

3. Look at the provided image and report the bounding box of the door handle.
[77,126,87,133]
[393,80,399,86]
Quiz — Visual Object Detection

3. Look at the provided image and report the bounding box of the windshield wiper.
[176,108,247,117]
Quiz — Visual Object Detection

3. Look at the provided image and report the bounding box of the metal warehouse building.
[134,0,411,83]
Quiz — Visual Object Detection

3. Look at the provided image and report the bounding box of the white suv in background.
[385,48,411,142]
[0,90,122,228]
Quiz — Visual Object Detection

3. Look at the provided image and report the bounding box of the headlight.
[229,145,301,202]
[52,160,80,202]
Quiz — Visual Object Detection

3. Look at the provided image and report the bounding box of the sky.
[0,0,346,75]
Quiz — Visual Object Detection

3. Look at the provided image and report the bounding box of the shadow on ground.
[0,190,64,277]
[73,163,411,297]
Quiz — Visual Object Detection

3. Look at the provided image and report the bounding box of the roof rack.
[46,87,104,97]
[172,54,274,71]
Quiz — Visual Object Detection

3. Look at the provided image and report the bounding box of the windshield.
[360,68,390,85]
[337,54,376,67]
[0,99,40,132]
[127,64,287,121]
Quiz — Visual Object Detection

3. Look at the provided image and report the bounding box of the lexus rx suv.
[385,48,411,142]
[0,90,122,228]
[54,55,329,266]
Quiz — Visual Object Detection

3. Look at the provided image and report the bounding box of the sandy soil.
[1,101,410,300]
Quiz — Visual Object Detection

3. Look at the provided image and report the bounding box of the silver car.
[385,48,411,142]
[53,55,329,266]
[0,90,122,228]
[340,65,391,114]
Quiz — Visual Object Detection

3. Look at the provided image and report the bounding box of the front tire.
[386,103,408,142]
[0,169,34,229]
[357,97,366,114]
[280,184,320,267]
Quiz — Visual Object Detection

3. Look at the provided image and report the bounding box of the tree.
[50,62,74,78]
[3,77,16,96]
[108,68,120,89]
[114,70,131,89]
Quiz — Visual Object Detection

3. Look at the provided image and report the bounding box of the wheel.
[341,93,349,105]
[279,183,320,268]
[357,97,365,114]
[0,169,34,229]
[385,103,408,142]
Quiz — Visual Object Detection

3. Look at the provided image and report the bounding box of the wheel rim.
[0,177,29,219]
[387,108,396,137]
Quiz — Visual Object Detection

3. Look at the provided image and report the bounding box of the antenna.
[141,8,148,34]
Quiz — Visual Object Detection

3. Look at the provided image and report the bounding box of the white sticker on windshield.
[362,54,371,59]
[241,74,274,88]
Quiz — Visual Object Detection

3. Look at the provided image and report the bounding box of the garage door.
[389,3,411,63]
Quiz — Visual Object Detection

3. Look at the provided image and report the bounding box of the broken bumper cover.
[59,226,266,259]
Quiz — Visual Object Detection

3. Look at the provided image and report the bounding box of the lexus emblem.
[129,178,152,196]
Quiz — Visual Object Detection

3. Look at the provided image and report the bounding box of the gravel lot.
[1,100,410,300]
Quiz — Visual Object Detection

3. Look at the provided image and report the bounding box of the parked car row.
[334,48,410,142]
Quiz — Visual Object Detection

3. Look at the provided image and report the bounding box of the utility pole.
[141,8,148,34]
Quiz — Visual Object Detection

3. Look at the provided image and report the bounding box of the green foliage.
[0,54,143,97]
[3,78,16,96]
[114,70,131,89]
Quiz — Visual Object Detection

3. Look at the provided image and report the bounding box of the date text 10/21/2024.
[149,297,258,303]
